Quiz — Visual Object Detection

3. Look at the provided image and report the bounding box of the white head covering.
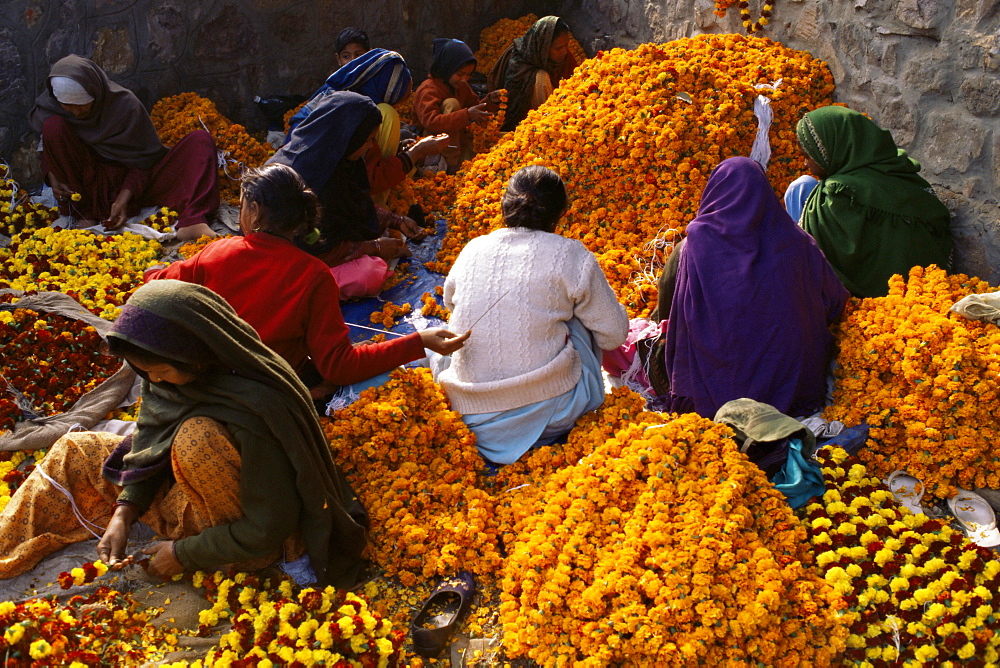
[51,76,94,105]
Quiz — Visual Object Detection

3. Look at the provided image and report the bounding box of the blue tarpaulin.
[339,219,451,343]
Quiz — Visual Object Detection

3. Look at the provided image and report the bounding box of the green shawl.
[797,106,952,297]
[106,280,367,588]
[494,16,569,131]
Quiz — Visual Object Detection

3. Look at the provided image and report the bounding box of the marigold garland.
[385,171,459,221]
[324,368,493,586]
[0,304,120,430]
[56,560,109,590]
[806,446,1000,665]
[0,450,46,512]
[825,265,1000,498]
[178,234,232,259]
[498,411,849,665]
[172,571,405,666]
[435,35,834,316]
[473,89,508,155]
[324,373,852,663]
[715,0,775,33]
[0,165,59,238]
[151,92,274,205]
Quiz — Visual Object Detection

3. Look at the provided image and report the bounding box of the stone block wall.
[560,0,1000,283]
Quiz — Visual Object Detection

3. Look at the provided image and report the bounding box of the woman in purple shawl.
[661,157,848,418]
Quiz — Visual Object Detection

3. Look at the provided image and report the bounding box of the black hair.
[553,18,571,39]
[106,337,212,378]
[241,164,321,235]
[501,165,568,232]
[336,27,370,54]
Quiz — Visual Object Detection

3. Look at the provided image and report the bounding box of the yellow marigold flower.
[29,638,52,659]
[4,623,25,645]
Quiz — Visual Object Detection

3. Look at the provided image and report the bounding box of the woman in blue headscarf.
[413,39,500,173]
[269,91,426,296]
[287,49,447,202]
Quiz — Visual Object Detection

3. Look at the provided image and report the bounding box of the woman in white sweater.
[434,165,628,464]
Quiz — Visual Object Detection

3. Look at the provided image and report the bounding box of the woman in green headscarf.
[490,16,577,131]
[0,280,367,588]
[792,106,952,298]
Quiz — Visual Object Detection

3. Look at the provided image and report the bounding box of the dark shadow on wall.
[1,0,540,186]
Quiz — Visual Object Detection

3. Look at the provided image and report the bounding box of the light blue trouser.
[431,317,605,465]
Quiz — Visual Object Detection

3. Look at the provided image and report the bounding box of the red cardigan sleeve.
[304,272,426,386]
[366,146,408,193]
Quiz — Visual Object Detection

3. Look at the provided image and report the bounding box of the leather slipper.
[410,571,476,658]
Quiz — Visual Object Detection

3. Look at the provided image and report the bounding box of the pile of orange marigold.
[826,265,1000,499]
[424,34,834,316]
[324,369,850,664]
[151,92,274,205]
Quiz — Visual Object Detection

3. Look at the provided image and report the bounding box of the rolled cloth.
[50,76,93,104]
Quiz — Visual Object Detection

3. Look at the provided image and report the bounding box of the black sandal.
[410,571,476,658]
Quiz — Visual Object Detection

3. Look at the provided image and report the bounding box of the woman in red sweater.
[145,164,468,402]
[412,39,500,173]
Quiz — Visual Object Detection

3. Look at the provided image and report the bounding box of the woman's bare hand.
[419,328,471,355]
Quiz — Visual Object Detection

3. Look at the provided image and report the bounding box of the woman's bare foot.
[175,223,218,241]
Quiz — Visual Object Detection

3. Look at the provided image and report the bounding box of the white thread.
[37,467,106,539]
[198,115,247,182]
[326,388,362,415]
[345,322,406,337]
[628,224,679,309]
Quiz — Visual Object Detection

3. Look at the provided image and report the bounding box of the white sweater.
[438,227,629,414]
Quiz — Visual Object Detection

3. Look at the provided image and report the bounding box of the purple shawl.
[664,157,848,418]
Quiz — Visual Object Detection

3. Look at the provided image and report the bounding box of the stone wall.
[559,0,1000,283]
[0,0,537,184]
[2,0,997,282]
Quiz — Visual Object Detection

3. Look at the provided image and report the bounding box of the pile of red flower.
[0,299,120,432]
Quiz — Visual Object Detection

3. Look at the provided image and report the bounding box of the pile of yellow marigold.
[0,226,161,319]
[826,265,1000,498]
[151,92,274,205]
[424,34,834,315]
[0,165,59,238]
[807,446,1000,665]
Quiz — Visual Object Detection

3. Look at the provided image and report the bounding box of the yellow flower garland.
[499,411,848,665]
[806,446,1000,664]
[0,166,59,238]
[324,370,850,663]
[0,227,162,319]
